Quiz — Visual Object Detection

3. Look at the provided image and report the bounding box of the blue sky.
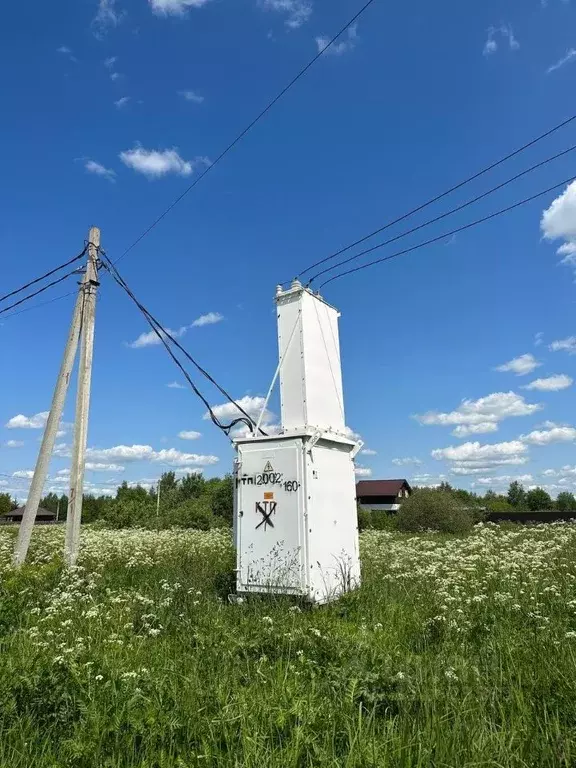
[1,0,576,501]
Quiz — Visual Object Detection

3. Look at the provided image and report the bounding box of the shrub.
[395,488,473,534]
[357,506,372,531]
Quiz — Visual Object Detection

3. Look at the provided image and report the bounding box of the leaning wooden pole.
[65,227,100,567]
[13,281,84,565]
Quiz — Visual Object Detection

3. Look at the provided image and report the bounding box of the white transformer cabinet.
[233,280,361,604]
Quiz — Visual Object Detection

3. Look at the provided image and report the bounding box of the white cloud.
[206,395,272,426]
[85,159,116,182]
[483,24,519,56]
[541,182,576,275]
[415,391,541,436]
[93,0,124,36]
[78,443,217,467]
[178,90,204,103]
[354,466,372,477]
[6,412,49,429]
[392,456,421,466]
[57,45,77,62]
[432,440,529,465]
[361,448,377,456]
[4,440,24,448]
[472,474,533,488]
[167,381,185,389]
[520,425,576,445]
[104,56,117,68]
[110,71,121,81]
[120,146,205,178]
[56,469,70,477]
[114,96,130,109]
[149,0,213,15]
[85,444,155,462]
[342,426,362,441]
[534,332,544,347]
[496,354,541,376]
[85,462,125,472]
[192,312,223,327]
[127,325,187,348]
[151,448,218,467]
[523,374,573,391]
[262,0,312,28]
[316,24,358,56]
[550,336,576,354]
[12,470,33,479]
[178,430,202,440]
[547,48,576,74]
[451,422,499,438]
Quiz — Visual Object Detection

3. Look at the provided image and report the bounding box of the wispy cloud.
[261,0,312,29]
[192,312,223,327]
[178,430,202,440]
[178,90,204,103]
[127,325,188,348]
[546,48,576,74]
[149,0,214,15]
[167,381,185,389]
[4,440,24,448]
[93,0,124,37]
[57,45,77,62]
[120,146,209,178]
[6,412,49,429]
[114,96,130,109]
[392,456,421,466]
[550,336,576,354]
[84,159,116,182]
[523,374,573,391]
[483,24,519,56]
[534,331,544,347]
[316,23,358,56]
[495,353,541,376]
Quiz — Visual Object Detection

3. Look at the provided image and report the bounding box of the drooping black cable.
[318,174,576,289]
[0,291,78,321]
[297,112,576,280]
[0,268,83,316]
[0,246,87,304]
[100,257,266,437]
[307,143,576,284]
[113,0,378,265]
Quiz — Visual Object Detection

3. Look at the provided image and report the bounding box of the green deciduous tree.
[507,481,526,509]
[556,492,576,512]
[0,493,12,516]
[525,487,553,511]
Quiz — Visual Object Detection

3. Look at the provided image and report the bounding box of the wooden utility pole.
[65,227,100,567]
[13,284,84,566]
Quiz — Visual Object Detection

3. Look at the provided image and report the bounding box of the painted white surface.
[235,433,360,603]
[276,283,345,434]
[358,503,400,512]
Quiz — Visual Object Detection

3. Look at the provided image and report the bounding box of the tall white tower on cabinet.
[233,280,361,604]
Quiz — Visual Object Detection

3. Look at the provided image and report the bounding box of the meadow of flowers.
[1,523,576,767]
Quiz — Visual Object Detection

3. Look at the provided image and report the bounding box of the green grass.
[1,523,576,767]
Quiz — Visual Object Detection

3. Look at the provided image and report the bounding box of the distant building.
[356,479,412,512]
[0,506,56,524]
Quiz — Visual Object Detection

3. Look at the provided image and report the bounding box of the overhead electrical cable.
[0,246,87,304]
[113,0,378,265]
[318,174,576,288]
[100,256,267,437]
[306,143,576,284]
[0,268,83,316]
[297,112,576,280]
[0,291,78,321]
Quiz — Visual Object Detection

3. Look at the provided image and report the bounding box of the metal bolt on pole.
[65,227,100,567]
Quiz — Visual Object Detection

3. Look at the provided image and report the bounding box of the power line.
[100,256,267,437]
[0,291,77,321]
[307,143,576,284]
[113,0,378,265]
[318,174,576,289]
[0,246,86,304]
[0,269,83,317]
[297,111,576,280]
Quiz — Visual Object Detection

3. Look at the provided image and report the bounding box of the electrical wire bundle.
[99,254,267,440]
[293,114,576,289]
